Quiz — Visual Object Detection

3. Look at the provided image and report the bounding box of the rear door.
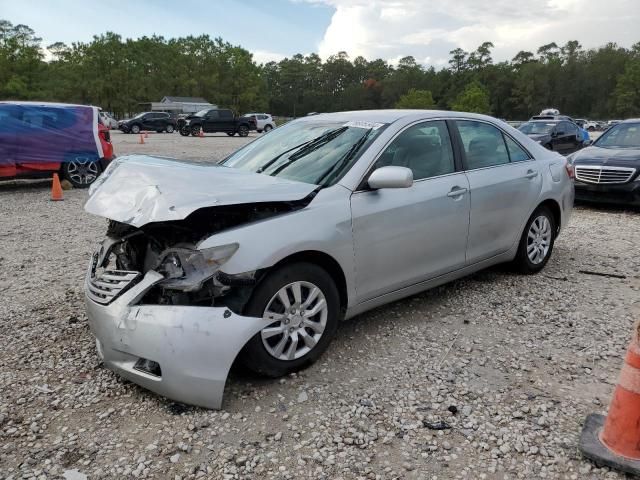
[454,119,543,264]
[351,120,470,302]
[219,109,235,132]
[0,104,20,178]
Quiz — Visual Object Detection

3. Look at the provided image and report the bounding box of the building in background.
[139,96,216,115]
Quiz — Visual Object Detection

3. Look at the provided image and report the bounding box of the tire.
[238,125,249,137]
[130,124,140,134]
[191,125,201,137]
[179,127,190,137]
[513,206,556,274]
[62,155,101,188]
[264,124,273,133]
[241,262,340,377]
[227,132,235,136]
[166,125,174,133]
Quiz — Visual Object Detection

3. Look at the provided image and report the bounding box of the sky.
[1,0,639,66]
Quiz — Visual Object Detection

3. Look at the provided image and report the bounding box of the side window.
[456,120,510,169]
[504,136,530,162]
[220,110,233,120]
[375,120,455,180]
[206,110,219,119]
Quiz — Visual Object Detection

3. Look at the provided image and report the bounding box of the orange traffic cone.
[198,128,204,138]
[580,322,640,475]
[51,173,63,201]
[139,133,145,144]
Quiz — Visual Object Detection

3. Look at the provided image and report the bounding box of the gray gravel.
[1,132,639,479]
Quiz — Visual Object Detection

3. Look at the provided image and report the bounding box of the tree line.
[1,19,639,120]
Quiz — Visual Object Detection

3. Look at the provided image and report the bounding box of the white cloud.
[252,49,287,64]
[309,0,640,65]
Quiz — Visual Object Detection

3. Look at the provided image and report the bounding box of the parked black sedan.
[568,119,640,206]
[518,119,583,155]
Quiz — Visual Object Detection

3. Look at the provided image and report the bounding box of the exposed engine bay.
[91,200,311,311]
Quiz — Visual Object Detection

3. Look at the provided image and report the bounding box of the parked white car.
[99,111,118,130]
[244,113,275,133]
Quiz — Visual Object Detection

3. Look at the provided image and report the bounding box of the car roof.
[621,118,640,123]
[0,100,96,109]
[525,119,561,124]
[295,109,503,125]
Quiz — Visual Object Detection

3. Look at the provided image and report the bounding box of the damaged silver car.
[84,110,574,408]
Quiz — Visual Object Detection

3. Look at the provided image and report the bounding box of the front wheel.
[179,127,190,136]
[166,125,174,133]
[191,125,201,137]
[241,262,340,377]
[513,206,556,274]
[227,132,235,136]
[238,125,249,137]
[62,156,101,188]
[130,124,140,134]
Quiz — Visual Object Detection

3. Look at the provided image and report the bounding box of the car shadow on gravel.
[0,179,51,191]
[574,200,639,214]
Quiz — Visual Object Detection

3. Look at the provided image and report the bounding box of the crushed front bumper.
[85,270,267,409]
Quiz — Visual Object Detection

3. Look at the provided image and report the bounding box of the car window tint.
[504,136,530,162]
[456,120,510,169]
[375,120,455,180]
[220,110,233,120]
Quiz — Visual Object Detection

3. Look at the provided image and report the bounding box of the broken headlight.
[156,243,239,291]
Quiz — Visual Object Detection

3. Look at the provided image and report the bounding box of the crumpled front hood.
[84,155,317,227]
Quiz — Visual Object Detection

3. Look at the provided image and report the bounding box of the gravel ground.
[1,131,639,480]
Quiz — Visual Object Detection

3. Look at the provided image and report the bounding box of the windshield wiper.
[255,126,348,175]
[267,126,349,177]
[316,128,372,186]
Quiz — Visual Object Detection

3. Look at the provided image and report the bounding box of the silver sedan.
[84,110,574,408]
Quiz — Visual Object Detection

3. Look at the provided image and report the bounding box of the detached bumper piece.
[85,269,267,409]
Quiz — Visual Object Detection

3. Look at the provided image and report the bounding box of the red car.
[0,102,114,188]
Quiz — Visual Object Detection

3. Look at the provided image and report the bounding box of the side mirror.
[368,166,413,190]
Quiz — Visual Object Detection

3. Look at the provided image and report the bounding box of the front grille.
[575,165,636,184]
[87,253,141,305]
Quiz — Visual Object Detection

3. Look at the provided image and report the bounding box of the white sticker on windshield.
[343,121,385,130]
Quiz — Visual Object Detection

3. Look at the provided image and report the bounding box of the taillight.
[565,162,574,179]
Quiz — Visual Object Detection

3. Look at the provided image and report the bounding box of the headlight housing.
[156,243,239,291]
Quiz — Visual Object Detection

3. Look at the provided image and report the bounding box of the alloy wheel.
[67,157,99,185]
[261,281,328,361]
[527,215,552,264]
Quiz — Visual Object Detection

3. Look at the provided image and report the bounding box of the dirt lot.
[0,131,639,480]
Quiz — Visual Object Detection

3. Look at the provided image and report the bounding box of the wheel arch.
[536,198,561,236]
[263,250,349,315]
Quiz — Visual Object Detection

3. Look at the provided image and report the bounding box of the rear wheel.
[238,125,249,137]
[241,262,340,377]
[62,155,101,188]
[264,124,273,133]
[513,206,555,274]
[227,132,235,136]
[166,124,174,133]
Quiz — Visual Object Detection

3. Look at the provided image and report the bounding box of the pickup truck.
[178,109,257,137]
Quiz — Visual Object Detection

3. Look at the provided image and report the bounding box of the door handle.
[447,187,468,198]
[524,170,538,179]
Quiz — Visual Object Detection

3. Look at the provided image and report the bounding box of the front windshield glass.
[595,123,640,148]
[132,112,146,119]
[518,122,555,135]
[221,119,387,186]
[194,109,209,117]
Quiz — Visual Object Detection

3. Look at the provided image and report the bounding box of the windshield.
[194,109,209,117]
[595,123,640,148]
[132,112,146,119]
[518,122,555,135]
[221,119,386,186]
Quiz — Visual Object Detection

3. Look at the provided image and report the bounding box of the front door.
[203,110,220,132]
[351,120,470,303]
[454,119,543,263]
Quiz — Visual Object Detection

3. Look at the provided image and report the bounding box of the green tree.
[614,59,640,116]
[451,82,491,114]
[395,88,435,109]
